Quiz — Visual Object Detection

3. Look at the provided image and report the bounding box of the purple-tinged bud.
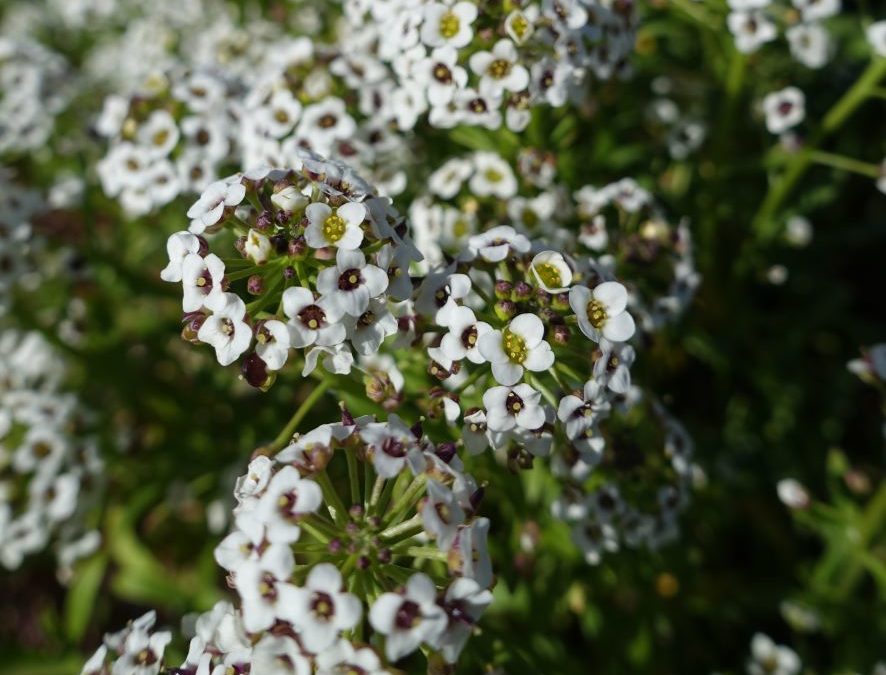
[283,266,296,280]
[328,539,343,554]
[254,210,274,232]
[539,308,559,324]
[410,419,424,439]
[377,548,392,564]
[241,353,271,389]
[349,505,365,520]
[535,288,552,307]
[552,292,570,311]
[288,235,307,259]
[346,522,360,536]
[340,404,356,427]
[435,442,457,464]
[552,324,570,345]
[275,209,292,225]
[512,281,532,302]
[234,236,247,257]
[367,516,381,530]
[357,555,371,570]
[181,312,206,343]
[494,300,517,322]
[247,274,264,296]
[494,280,513,300]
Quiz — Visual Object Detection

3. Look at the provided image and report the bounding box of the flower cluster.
[84,410,494,672]
[0,37,71,156]
[335,0,637,131]
[162,153,422,384]
[0,330,103,573]
[726,0,840,63]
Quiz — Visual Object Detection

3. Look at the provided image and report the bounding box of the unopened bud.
[512,281,532,302]
[494,280,513,300]
[494,300,517,321]
[247,274,264,295]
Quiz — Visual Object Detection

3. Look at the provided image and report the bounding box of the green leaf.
[63,552,108,643]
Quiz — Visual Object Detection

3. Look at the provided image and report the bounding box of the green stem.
[809,150,881,178]
[380,514,425,542]
[383,475,428,527]
[268,379,333,452]
[315,470,349,527]
[346,448,361,507]
[753,58,886,239]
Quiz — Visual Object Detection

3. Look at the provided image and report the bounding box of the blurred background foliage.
[1,0,884,673]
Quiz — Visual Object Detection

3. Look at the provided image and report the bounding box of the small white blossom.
[197,292,252,366]
[369,573,447,662]
[569,282,636,343]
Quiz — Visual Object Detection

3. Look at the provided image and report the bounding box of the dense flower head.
[0,330,103,574]
[162,152,423,384]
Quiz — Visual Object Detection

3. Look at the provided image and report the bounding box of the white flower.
[557,380,610,454]
[160,231,201,283]
[278,563,361,654]
[272,185,310,213]
[483,383,546,432]
[786,23,831,69]
[315,640,385,675]
[763,87,805,134]
[137,109,179,158]
[233,543,296,633]
[282,287,347,349]
[440,305,492,364]
[344,299,398,355]
[530,251,573,293]
[569,282,636,343]
[244,229,273,265]
[748,633,801,675]
[360,414,419,479]
[465,225,530,262]
[777,478,810,509]
[593,340,635,394]
[187,179,246,234]
[415,268,472,326]
[414,46,469,106]
[784,215,813,247]
[303,344,355,377]
[469,40,530,97]
[450,517,492,587]
[251,635,311,675]
[727,11,777,53]
[197,292,252,366]
[478,314,554,386]
[256,466,323,544]
[369,573,447,662]
[792,0,840,22]
[421,479,466,551]
[867,21,886,57]
[316,248,389,318]
[428,157,474,198]
[505,9,537,45]
[256,320,291,371]
[438,577,494,664]
[305,201,366,250]
[113,627,172,675]
[257,89,303,138]
[420,2,477,49]
[469,153,517,198]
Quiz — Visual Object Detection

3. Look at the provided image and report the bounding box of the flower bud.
[283,266,296,280]
[349,505,365,520]
[241,353,273,389]
[247,274,264,296]
[551,323,570,345]
[535,288,552,307]
[288,235,307,259]
[328,539,343,554]
[181,312,206,343]
[494,280,513,300]
[244,229,273,265]
[435,442,457,464]
[233,236,247,257]
[494,300,517,321]
[271,184,309,213]
[377,548,392,564]
[512,281,532,302]
[552,292,570,311]
[254,210,274,232]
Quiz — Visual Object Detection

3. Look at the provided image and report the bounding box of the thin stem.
[380,514,424,541]
[400,546,449,562]
[346,447,361,507]
[268,379,333,453]
[383,475,428,527]
[315,470,349,527]
[809,150,880,178]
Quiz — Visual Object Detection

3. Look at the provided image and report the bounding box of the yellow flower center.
[484,168,503,183]
[511,14,530,39]
[489,59,512,79]
[535,262,562,289]
[503,327,527,364]
[323,213,347,243]
[439,11,460,38]
[586,299,607,329]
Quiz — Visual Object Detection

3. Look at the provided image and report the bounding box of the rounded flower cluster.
[84,410,494,672]
[0,171,44,316]
[335,0,638,131]
[161,152,423,386]
[0,37,72,156]
[95,67,244,216]
[0,330,103,573]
